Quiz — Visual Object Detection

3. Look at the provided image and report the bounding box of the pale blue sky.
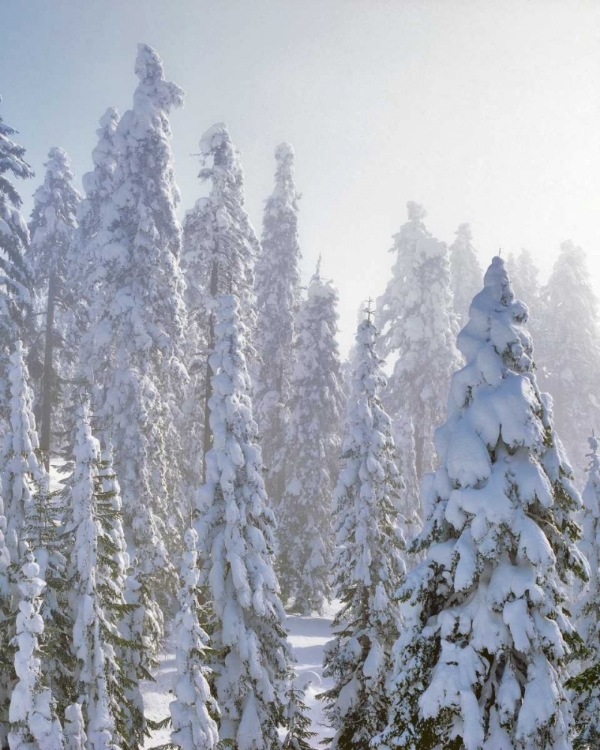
[2,0,600,352]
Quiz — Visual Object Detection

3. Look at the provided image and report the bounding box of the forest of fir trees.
[2,41,600,750]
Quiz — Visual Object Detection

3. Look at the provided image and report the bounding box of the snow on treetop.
[199,122,230,157]
[407,200,426,223]
[98,106,119,132]
[134,42,184,111]
[275,141,294,163]
[135,42,165,83]
[455,222,473,241]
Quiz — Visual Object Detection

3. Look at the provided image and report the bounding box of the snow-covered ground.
[142,603,337,748]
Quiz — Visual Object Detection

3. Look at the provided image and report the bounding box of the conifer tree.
[281,680,316,750]
[195,293,292,749]
[28,147,81,462]
[376,202,461,481]
[277,268,344,613]
[63,704,86,750]
[8,547,64,750]
[567,434,600,748]
[449,223,482,326]
[170,527,219,750]
[0,102,35,399]
[67,402,133,750]
[321,315,407,750]
[80,44,188,618]
[2,342,75,717]
[181,123,260,483]
[375,257,586,750]
[254,142,302,506]
[535,241,600,479]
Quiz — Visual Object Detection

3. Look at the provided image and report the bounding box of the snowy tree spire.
[80,44,188,620]
[568,434,600,747]
[375,256,586,750]
[376,201,461,482]
[170,528,219,750]
[254,141,302,509]
[449,222,482,326]
[535,241,600,480]
[321,316,407,749]
[0,103,34,392]
[277,272,345,613]
[28,147,81,462]
[8,547,64,750]
[195,293,292,749]
[181,122,260,483]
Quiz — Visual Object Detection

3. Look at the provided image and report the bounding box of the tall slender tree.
[535,241,600,479]
[254,142,302,507]
[277,266,345,613]
[376,202,461,481]
[449,223,482,326]
[181,123,260,483]
[67,403,138,750]
[28,147,81,464]
[80,44,188,618]
[0,102,35,403]
[195,293,293,749]
[170,528,219,750]
[8,547,64,750]
[568,434,600,748]
[321,315,407,749]
[375,257,586,750]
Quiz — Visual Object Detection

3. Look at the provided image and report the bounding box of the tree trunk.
[40,271,56,472]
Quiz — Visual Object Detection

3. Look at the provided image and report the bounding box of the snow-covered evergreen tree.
[68,402,134,750]
[195,293,292,749]
[321,315,407,749]
[505,248,541,322]
[0,103,35,399]
[376,202,461,482]
[80,44,188,617]
[2,341,45,565]
[375,256,586,750]
[8,547,63,750]
[568,434,600,748]
[535,241,600,480]
[277,267,345,613]
[254,142,302,507]
[281,680,316,750]
[28,147,81,461]
[181,123,260,483]
[170,527,219,750]
[449,223,482,326]
[63,704,86,750]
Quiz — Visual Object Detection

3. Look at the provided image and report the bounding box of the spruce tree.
[195,293,292,749]
[67,402,135,750]
[376,202,461,481]
[254,142,302,507]
[535,241,600,479]
[181,123,260,483]
[321,315,407,750]
[281,680,316,750]
[8,547,64,750]
[3,341,75,718]
[28,147,81,462]
[567,435,600,748]
[0,102,35,400]
[277,267,344,613]
[80,44,188,621]
[170,527,219,750]
[375,256,586,750]
[63,704,86,750]
[449,223,482,327]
